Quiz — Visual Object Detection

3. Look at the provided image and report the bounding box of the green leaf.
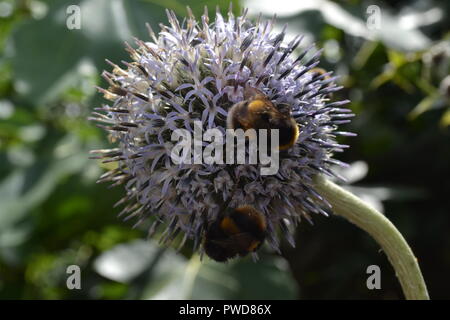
[0,135,88,234]
[387,50,407,68]
[93,239,297,299]
[246,0,431,52]
[440,108,450,127]
[10,0,239,106]
[408,94,441,119]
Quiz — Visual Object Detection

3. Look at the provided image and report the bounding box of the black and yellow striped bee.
[227,87,299,150]
[204,206,267,262]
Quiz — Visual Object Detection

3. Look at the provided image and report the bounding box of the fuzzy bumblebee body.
[204,206,267,262]
[227,87,300,150]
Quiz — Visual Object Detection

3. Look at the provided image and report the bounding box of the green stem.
[313,175,429,300]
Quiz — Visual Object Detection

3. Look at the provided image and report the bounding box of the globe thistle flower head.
[90,6,355,260]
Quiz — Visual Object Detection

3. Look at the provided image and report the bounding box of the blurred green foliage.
[0,0,449,299]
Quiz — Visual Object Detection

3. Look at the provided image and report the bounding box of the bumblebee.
[227,87,299,150]
[204,206,267,262]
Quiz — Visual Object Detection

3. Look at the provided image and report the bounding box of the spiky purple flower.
[90,7,354,258]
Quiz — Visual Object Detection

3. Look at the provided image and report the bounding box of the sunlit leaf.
[440,108,450,127]
[0,136,88,232]
[408,94,441,119]
[94,239,163,283]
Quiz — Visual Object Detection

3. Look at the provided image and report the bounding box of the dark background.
[0,0,449,299]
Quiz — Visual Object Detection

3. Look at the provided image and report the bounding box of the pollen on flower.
[89,5,355,260]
